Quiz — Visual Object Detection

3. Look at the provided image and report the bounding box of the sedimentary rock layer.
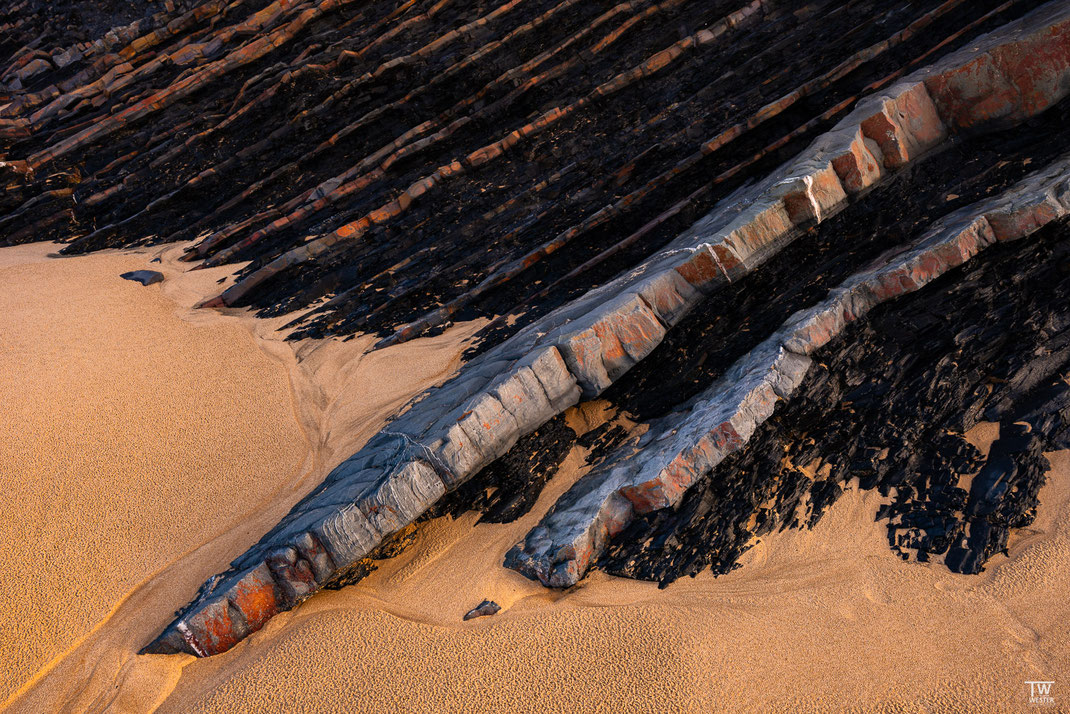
[5,0,1069,659]
[136,4,1070,656]
[1,0,1056,337]
[601,217,1070,584]
[506,154,1070,587]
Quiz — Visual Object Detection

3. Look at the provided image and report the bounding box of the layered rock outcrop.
[144,3,1070,655]
[3,0,1070,658]
[508,154,1070,587]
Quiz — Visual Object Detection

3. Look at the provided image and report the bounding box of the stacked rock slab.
[147,2,1070,656]
[23,0,359,170]
[506,154,1070,588]
[203,0,770,308]
[505,339,813,588]
[144,342,583,655]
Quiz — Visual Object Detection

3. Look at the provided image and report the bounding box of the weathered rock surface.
[603,216,1070,584]
[508,153,1070,586]
[507,160,1070,586]
[4,0,1070,658]
[135,3,1070,655]
[1,0,1057,342]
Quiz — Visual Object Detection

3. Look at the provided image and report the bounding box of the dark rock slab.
[600,216,1070,586]
[120,270,164,285]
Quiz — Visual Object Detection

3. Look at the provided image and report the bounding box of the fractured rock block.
[863,214,996,302]
[521,346,583,413]
[985,200,1063,241]
[294,531,335,583]
[782,213,997,354]
[508,339,811,587]
[312,503,381,569]
[982,158,1070,241]
[717,194,796,270]
[225,562,281,636]
[769,159,848,224]
[431,420,488,484]
[433,394,518,487]
[490,364,556,433]
[618,342,811,513]
[634,268,702,327]
[14,57,51,83]
[361,459,446,533]
[813,125,884,195]
[858,82,946,168]
[781,286,878,355]
[266,546,318,606]
[146,561,282,657]
[488,347,581,435]
[672,242,737,291]
[504,464,635,587]
[552,293,667,397]
[179,596,244,657]
[923,7,1070,130]
[416,347,579,489]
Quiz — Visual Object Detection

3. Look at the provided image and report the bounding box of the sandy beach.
[1,243,1067,713]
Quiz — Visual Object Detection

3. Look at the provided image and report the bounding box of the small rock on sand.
[120,270,164,286]
[463,600,500,621]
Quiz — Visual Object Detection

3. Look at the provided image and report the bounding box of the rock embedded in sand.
[601,217,1070,585]
[120,270,164,285]
[463,600,501,621]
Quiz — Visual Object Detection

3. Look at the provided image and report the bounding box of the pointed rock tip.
[196,295,227,309]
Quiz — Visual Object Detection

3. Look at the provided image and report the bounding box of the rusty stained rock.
[506,152,1070,588]
[140,2,1070,656]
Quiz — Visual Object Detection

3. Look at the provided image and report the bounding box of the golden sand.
[1,244,1067,713]
[0,242,305,705]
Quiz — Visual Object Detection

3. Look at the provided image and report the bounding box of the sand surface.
[1,244,1067,713]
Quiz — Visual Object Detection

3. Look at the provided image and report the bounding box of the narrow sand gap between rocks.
[1,244,1067,713]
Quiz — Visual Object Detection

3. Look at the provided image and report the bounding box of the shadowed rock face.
[601,217,1070,584]
[4,0,1070,657]
[506,150,1070,587]
[1,0,1057,331]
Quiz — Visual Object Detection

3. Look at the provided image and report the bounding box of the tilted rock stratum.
[2,0,1069,657]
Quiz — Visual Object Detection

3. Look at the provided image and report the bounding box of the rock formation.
[2,0,1069,657]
